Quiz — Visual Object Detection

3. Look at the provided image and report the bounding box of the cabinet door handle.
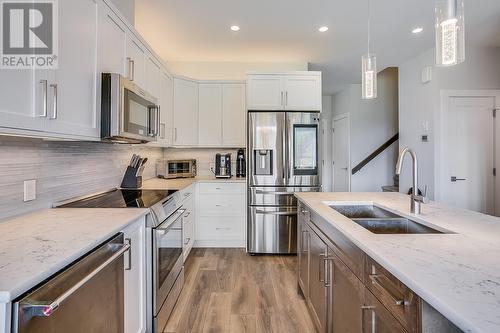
[183,212,191,218]
[125,238,132,270]
[281,91,284,107]
[49,84,58,119]
[285,91,288,107]
[319,253,326,282]
[130,59,135,81]
[361,306,375,333]
[369,274,405,306]
[184,237,191,245]
[39,80,48,117]
[174,128,178,142]
[323,257,335,287]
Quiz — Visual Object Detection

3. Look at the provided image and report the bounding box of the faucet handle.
[413,186,430,204]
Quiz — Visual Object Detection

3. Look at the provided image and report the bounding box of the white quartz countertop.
[0,208,147,303]
[295,192,500,333]
[141,176,246,190]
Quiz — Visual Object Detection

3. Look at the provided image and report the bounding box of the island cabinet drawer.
[196,216,245,239]
[198,194,245,216]
[198,182,245,194]
[364,256,420,333]
[364,288,410,333]
[309,210,365,279]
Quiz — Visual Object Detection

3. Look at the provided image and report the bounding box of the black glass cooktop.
[59,189,178,208]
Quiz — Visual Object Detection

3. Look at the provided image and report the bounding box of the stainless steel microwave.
[101,73,159,143]
[157,159,197,179]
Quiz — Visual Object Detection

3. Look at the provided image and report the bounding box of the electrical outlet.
[24,180,36,202]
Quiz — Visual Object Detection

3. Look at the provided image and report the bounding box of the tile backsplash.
[0,136,163,221]
[163,148,242,176]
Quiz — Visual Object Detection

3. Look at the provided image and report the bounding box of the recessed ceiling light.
[318,26,329,33]
[230,25,240,32]
[412,27,424,34]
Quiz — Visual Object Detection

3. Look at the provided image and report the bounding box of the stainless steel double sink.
[330,204,445,234]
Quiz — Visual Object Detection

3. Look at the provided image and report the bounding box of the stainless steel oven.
[101,73,160,143]
[147,203,185,333]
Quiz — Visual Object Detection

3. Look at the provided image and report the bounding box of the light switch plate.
[24,180,36,202]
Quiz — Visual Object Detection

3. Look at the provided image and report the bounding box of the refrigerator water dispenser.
[254,150,273,175]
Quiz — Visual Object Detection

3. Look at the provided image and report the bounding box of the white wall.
[333,68,399,192]
[399,46,500,198]
[321,95,334,191]
[111,0,135,25]
[166,62,308,81]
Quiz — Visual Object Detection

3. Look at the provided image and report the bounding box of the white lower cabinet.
[196,182,246,247]
[182,185,196,261]
[122,217,146,333]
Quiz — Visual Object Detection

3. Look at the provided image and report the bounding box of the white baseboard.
[194,239,246,248]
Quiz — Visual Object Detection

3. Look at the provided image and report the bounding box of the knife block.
[121,166,143,188]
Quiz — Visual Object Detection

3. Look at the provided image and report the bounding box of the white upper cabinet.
[157,71,174,146]
[247,72,322,111]
[283,75,322,111]
[247,75,283,110]
[0,68,44,133]
[173,78,199,146]
[97,3,127,75]
[198,84,223,146]
[126,36,146,88]
[222,84,246,147]
[145,54,161,99]
[44,0,99,139]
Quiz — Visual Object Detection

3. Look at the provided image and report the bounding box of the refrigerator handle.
[283,115,288,182]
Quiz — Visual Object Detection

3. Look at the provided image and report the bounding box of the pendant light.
[362,0,377,100]
[435,0,465,66]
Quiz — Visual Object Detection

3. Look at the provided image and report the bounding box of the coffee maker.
[236,149,246,178]
[215,153,232,178]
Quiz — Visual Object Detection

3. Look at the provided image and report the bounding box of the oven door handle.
[156,209,186,231]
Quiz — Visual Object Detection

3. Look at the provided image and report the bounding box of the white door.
[198,83,222,146]
[333,115,350,192]
[173,78,198,146]
[123,219,146,333]
[126,36,146,88]
[284,76,321,111]
[45,0,99,139]
[158,71,173,146]
[441,95,497,215]
[145,55,161,99]
[222,83,246,147]
[97,2,127,75]
[247,75,283,110]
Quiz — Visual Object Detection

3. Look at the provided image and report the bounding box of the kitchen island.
[295,192,500,333]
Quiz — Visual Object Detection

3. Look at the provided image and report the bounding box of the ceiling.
[135,0,500,94]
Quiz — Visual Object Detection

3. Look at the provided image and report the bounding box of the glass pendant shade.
[362,54,377,100]
[435,0,465,66]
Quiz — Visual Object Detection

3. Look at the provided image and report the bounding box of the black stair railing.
[351,133,399,175]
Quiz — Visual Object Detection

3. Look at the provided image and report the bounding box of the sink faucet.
[395,148,428,214]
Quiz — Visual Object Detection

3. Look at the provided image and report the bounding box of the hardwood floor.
[164,248,317,333]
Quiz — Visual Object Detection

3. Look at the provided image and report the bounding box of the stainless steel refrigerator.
[247,111,321,254]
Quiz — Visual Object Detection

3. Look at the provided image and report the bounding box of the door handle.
[255,190,292,195]
[49,84,58,119]
[451,176,466,182]
[39,80,48,117]
[319,253,326,282]
[285,91,288,107]
[125,238,132,271]
[281,91,284,107]
[130,59,135,81]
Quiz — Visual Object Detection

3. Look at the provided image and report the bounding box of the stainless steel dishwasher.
[12,233,130,333]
